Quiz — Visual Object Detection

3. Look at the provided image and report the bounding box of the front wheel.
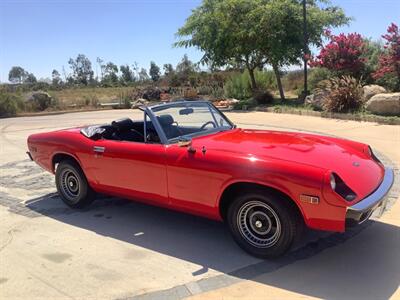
[227,191,300,258]
[55,160,95,208]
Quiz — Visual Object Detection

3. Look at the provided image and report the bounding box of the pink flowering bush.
[310,31,366,76]
[373,23,400,91]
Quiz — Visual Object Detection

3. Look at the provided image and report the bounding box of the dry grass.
[46,87,136,105]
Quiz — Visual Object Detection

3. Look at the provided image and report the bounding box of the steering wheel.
[200,121,217,130]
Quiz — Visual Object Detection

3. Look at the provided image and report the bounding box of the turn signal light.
[300,195,320,204]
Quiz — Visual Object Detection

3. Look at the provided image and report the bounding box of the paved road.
[0,110,399,300]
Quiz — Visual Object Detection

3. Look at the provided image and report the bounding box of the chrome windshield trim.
[348,167,394,213]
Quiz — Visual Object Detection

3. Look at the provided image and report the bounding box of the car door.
[90,110,169,204]
[165,141,231,218]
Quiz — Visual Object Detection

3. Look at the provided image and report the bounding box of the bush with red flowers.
[373,23,400,91]
[310,31,367,77]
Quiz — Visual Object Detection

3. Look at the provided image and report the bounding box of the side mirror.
[178,137,196,153]
[178,137,192,147]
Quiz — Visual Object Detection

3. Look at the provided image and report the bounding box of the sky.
[0,0,399,82]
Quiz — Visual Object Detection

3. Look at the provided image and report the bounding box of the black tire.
[55,160,95,208]
[227,190,300,258]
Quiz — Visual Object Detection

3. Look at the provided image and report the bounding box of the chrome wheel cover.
[60,168,80,203]
[237,200,281,248]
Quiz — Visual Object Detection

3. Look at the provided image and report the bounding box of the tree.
[52,69,62,86]
[163,63,174,76]
[68,54,94,85]
[149,61,161,82]
[96,57,105,81]
[25,73,37,83]
[8,66,27,83]
[138,68,149,82]
[310,32,367,77]
[102,62,119,85]
[176,0,348,100]
[175,54,197,85]
[120,65,134,83]
[373,23,400,91]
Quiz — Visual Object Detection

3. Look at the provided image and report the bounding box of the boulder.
[366,93,400,116]
[363,85,386,101]
[305,91,327,110]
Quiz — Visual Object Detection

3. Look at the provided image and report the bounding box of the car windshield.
[151,102,233,141]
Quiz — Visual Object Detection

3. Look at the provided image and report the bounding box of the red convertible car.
[27,101,394,257]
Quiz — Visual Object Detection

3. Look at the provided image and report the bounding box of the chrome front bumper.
[346,167,394,227]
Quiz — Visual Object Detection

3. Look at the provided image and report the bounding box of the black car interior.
[80,114,203,143]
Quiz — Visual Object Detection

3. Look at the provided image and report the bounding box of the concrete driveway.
[0,110,399,299]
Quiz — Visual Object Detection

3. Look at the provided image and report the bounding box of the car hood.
[195,128,384,200]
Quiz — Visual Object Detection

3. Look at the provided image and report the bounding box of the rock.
[366,93,400,116]
[305,91,327,110]
[363,85,386,101]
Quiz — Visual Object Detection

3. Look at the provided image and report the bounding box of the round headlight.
[330,174,336,190]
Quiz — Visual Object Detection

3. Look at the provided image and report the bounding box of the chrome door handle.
[93,146,105,153]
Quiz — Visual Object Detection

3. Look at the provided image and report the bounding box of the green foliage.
[253,90,274,105]
[68,54,94,85]
[120,65,135,84]
[361,39,384,84]
[176,0,348,94]
[224,69,276,100]
[102,62,119,86]
[8,66,27,84]
[233,99,256,110]
[27,92,53,111]
[138,68,149,82]
[0,93,24,117]
[163,64,174,77]
[149,61,161,82]
[316,76,363,113]
[52,69,62,86]
[308,67,332,91]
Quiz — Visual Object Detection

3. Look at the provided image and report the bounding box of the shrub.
[373,23,400,91]
[233,99,256,110]
[0,93,24,117]
[224,72,252,100]
[316,76,363,113]
[310,32,367,77]
[308,67,332,91]
[210,86,224,99]
[224,69,275,100]
[30,92,52,111]
[253,90,274,105]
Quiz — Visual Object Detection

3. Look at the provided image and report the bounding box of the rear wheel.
[55,160,95,208]
[227,191,300,258]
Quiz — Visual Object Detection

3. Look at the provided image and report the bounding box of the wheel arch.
[52,152,82,173]
[218,182,305,223]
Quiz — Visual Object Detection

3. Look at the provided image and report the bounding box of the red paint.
[27,126,384,233]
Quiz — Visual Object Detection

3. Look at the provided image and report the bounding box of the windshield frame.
[144,100,235,145]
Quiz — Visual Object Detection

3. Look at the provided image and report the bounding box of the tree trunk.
[273,64,285,101]
[248,67,258,91]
